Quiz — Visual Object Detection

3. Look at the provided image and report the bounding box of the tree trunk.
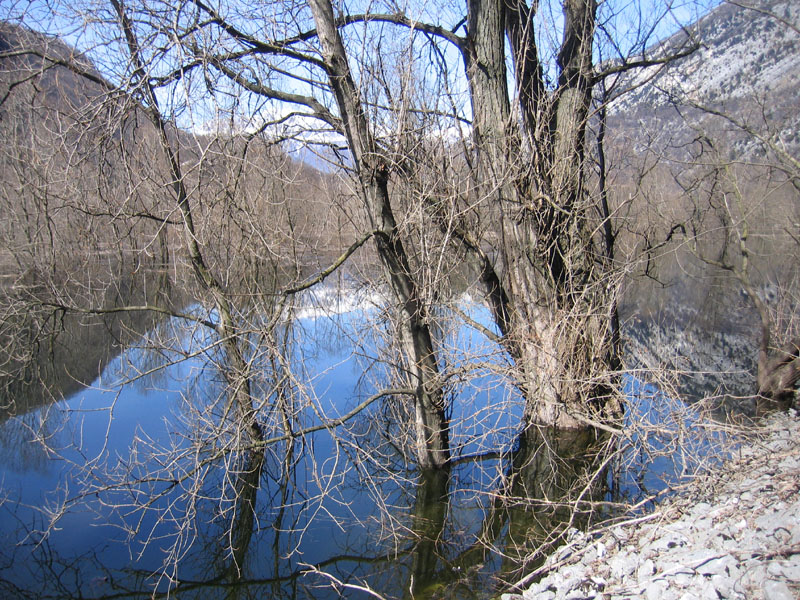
[757,337,800,410]
[111,0,264,446]
[307,0,449,468]
[460,0,619,430]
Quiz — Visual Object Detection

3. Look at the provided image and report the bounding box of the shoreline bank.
[503,410,800,600]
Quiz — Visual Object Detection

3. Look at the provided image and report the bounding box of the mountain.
[603,0,799,182]
[607,0,800,408]
[611,1,799,108]
[0,21,106,114]
[607,0,799,122]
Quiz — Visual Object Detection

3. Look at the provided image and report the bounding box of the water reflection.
[406,467,450,599]
[0,285,394,597]
[427,427,609,596]
[0,280,724,600]
[492,427,608,576]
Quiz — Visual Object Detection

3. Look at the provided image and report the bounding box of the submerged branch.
[258,388,416,446]
[40,301,218,331]
[300,564,389,600]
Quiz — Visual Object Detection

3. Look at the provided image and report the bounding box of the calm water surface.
[0,290,725,599]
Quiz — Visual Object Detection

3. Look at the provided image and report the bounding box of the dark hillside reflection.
[0,267,177,421]
[622,245,798,414]
[0,268,181,481]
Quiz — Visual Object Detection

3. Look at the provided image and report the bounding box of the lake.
[0,283,731,599]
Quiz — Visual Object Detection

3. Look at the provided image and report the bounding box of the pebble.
[636,558,655,581]
[779,562,800,582]
[645,579,670,600]
[609,551,637,579]
[511,411,800,600]
[763,579,794,600]
[710,573,739,598]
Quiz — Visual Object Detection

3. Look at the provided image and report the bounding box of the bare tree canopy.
[0,0,798,597]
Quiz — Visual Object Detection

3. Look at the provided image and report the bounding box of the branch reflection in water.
[0,282,656,600]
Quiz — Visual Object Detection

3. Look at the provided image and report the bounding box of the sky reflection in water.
[0,295,726,599]
[0,297,524,598]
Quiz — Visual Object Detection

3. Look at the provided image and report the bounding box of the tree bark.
[758,338,800,407]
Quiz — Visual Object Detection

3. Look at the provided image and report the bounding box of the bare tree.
[680,139,800,408]
[619,0,800,409]
[0,0,764,596]
[303,0,700,432]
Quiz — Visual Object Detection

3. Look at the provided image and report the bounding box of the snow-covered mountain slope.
[609,0,800,115]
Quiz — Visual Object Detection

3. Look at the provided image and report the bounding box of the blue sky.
[2,0,723,144]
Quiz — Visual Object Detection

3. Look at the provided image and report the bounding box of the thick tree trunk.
[740,267,798,411]
[757,337,800,410]
[463,0,511,158]
[408,467,450,596]
[460,0,619,430]
[307,0,449,468]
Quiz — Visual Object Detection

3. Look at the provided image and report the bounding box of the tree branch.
[281,230,378,295]
[205,56,342,131]
[189,0,327,68]
[258,388,416,446]
[0,49,113,91]
[40,302,218,332]
[339,13,464,47]
[593,42,700,83]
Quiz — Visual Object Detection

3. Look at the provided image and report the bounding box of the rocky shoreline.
[503,410,800,600]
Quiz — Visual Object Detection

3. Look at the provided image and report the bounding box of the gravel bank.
[503,410,800,600]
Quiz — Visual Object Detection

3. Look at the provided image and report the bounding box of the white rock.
[609,551,638,579]
[522,586,551,600]
[595,541,607,559]
[763,579,794,600]
[672,572,695,588]
[645,580,675,600]
[710,573,737,599]
[637,558,656,582]
[777,561,800,582]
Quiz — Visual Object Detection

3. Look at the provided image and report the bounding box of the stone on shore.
[502,410,800,600]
